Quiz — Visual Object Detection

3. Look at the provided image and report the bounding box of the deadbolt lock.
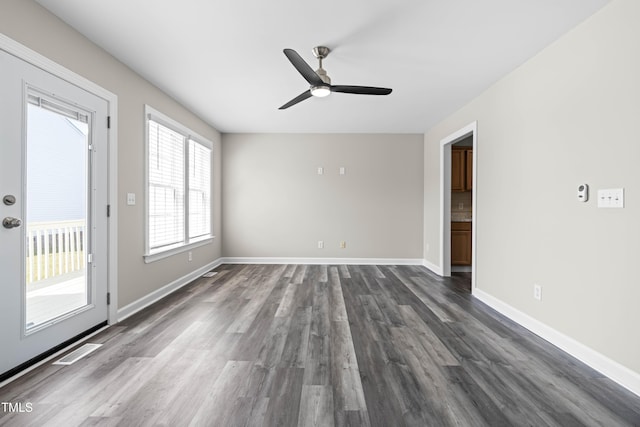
[3,195,16,206]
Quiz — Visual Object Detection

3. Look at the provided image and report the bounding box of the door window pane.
[25,98,90,331]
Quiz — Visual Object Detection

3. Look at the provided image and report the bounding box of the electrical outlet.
[188,251,192,262]
[533,284,542,301]
[340,241,346,249]
[318,240,324,249]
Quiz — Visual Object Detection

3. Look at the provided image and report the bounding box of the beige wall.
[424,0,640,374]
[0,0,222,307]
[222,133,423,259]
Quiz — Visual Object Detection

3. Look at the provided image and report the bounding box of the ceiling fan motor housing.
[315,68,331,85]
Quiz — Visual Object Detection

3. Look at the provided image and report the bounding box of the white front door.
[0,49,109,378]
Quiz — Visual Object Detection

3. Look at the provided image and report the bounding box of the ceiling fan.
[279,46,392,110]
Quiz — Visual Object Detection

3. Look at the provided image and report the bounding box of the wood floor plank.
[304,280,331,386]
[106,348,212,426]
[263,367,305,427]
[328,267,348,322]
[329,320,367,412]
[275,281,299,318]
[188,360,254,426]
[297,385,335,427]
[397,305,459,366]
[1,264,639,427]
[340,283,405,427]
[442,365,513,426]
[225,265,287,334]
[145,349,227,426]
[280,306,312,368]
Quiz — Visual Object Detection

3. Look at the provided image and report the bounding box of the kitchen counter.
[451,213,472,222]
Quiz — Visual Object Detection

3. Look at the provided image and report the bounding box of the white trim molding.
[422,259,443,276]
[221,257,424,266]
[474,289,640,398]
[439,121,477,293]
[117,259,223,322]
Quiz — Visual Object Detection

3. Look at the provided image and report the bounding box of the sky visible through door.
[25,102,89,330]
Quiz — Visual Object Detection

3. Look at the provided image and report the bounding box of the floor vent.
[202,271,218,278]
[53,343,102,365]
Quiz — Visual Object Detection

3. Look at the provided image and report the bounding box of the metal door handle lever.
[2,217,22,229]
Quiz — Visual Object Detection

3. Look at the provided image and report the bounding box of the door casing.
[439,121,477,293]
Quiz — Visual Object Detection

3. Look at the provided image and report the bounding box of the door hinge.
[107,204,111,217]
[107,292,111,305]
[107,116,111,129]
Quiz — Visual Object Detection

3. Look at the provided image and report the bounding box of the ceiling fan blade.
[279,90,313,110]
[331,85,392,95]
[283,49,324,86]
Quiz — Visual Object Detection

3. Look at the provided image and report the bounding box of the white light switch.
[317,167,324,175]
[127,193,136,206]
[597,188,624,208]
[339,167,346,175]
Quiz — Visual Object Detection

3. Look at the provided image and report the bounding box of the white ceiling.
[35,0,609,134]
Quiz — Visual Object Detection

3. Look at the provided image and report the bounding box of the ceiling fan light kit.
[310,86,331,97]
[279,46,392,109]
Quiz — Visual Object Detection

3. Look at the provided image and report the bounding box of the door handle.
[2,217,22,229]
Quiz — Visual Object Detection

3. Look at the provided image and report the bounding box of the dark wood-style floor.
[1,264,639,426]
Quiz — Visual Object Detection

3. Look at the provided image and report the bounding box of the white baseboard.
[221,257,423,266]
[474,289,640,398]
[422,259,443,276]
[117,258,223,322]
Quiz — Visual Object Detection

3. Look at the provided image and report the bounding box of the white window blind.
[145,105,213,260]
[148,120,185,251]
[188,139,211,239]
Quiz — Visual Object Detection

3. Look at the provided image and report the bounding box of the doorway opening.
[439,122,477,294]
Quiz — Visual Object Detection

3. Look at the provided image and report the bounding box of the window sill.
[144,237,214,264]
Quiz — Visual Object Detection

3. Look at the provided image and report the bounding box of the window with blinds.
[145,106,213,260]
[188,140,211,239]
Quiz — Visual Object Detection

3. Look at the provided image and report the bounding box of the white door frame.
[0,34,119,324]
[439,121,477,293]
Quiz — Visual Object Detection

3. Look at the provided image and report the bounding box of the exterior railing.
[26,220,85,284]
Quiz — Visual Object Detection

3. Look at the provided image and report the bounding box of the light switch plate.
[127,193,136,206]
[597,188,624,208]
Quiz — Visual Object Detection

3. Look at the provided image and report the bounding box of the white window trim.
[144,105,214,263]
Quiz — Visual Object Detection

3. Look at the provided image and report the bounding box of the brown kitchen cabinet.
[452,147,472,192]
[466,149,473,191]
[451,221,472,265]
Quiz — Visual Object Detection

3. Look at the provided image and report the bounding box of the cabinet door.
[451,230,472,265]
[451,149,465,192]
[466,149,473,191]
